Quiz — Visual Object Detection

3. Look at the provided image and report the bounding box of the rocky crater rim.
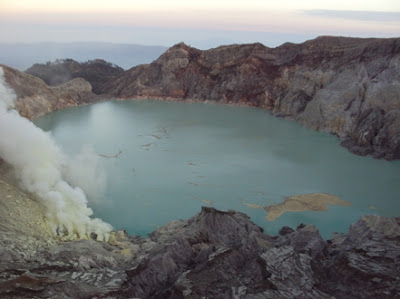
[3,35,398,160]
[0,36,399,297]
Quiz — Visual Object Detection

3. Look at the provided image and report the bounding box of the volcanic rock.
[0,179,399,298]
[25,59,124,94]
[1,64,99,119]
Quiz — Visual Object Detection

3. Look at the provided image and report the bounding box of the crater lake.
[34,99,400,239]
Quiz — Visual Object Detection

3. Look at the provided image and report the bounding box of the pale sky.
[1,0,399,48]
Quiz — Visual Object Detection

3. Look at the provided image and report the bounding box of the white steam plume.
[63,144,107,201]
[0,67,112,240]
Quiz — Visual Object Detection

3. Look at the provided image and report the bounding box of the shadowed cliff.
[25,59,124,94]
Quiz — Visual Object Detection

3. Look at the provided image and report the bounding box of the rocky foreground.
[0,179,399,298]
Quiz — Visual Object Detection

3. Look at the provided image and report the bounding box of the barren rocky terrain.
[1,64,101,119]
[1,36,400,298]
[0,178,399,298]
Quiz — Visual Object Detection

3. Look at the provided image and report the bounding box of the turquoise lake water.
[34,100,400,239]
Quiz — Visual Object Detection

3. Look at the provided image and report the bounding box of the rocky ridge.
[0,178,399,298]
[100,36,400,160]
[25,59,124,94]
[1,64,100,119]
[2,36,400,159]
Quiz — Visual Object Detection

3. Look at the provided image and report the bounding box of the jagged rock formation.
[0,179,399,298]
[25,59,124,94]
[1,65,100,119]
[100,36,400,160]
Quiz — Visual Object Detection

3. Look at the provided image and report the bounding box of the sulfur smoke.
[0,67,112,240]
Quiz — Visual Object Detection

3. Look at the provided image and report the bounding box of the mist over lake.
[35,99,400,239]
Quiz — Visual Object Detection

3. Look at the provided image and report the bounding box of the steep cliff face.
[1,65,99,119]
[100,36,400,160]
[0,178,399,298]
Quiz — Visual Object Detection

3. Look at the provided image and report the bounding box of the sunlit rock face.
[0,64,99,119]
[100,36,400,160]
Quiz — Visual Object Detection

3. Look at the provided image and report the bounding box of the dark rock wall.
[25,59,124,94]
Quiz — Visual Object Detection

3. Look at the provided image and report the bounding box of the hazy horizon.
[0,42,169,70]
[1,1,399,50]
[0,31,318,50]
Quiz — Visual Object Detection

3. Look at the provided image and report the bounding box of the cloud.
[304,10,400,22]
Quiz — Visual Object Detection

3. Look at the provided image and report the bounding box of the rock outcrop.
[1,65,100,119]
[0,179,399,298]
[100,36,400,160]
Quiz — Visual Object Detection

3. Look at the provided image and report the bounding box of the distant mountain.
[0,42,168,70]
[25,59,124,94]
